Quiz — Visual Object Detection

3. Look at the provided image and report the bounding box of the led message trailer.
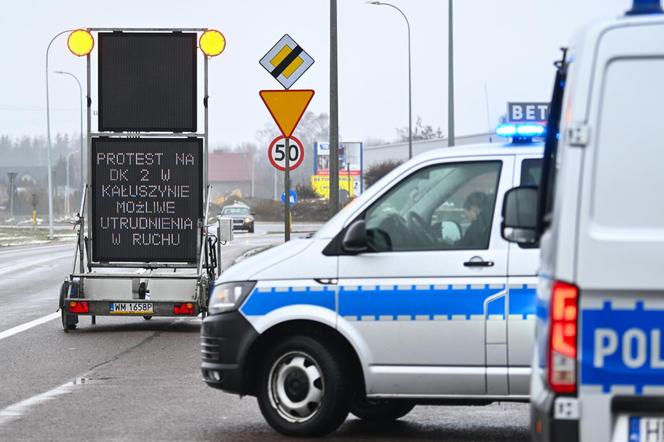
[98,32,197,132]
[91,138,202,262]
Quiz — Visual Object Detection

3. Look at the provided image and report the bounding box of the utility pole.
[448,0,455,147]
[7,172,17,218]
[329,0,340,215]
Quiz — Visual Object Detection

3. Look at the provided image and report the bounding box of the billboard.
[91,138,203,262]
[507,102,549,123]
[311,175,360,199]
[313,141,363,176]
[98,32,197,132]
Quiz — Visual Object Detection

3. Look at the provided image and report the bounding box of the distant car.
[220,204,255,233]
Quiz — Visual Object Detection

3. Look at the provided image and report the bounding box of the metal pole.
[7,172,16,218]
[54,71,84,189]
[251,152,255,198]
[84,49,92,275]
[407,11,412,159]
[368,2,412,158]
[66,153,70,214]
[448,0,455,147]
[329,0,340,215]
[284,137,291,242]
[46,29,72,240]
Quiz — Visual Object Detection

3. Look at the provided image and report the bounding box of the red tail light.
[68,301,89,314]
[548,281,578,394]
[174,303,196,315]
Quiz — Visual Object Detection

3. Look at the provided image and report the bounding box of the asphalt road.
[0,224,529,441]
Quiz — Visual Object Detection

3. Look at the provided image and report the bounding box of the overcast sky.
[0,0,631,149]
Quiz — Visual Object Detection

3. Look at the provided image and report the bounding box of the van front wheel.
[350,397,415,421]
[256,335,351,436]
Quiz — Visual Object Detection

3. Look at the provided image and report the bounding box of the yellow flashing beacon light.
[199,29,226,57]
[67,29,94,57]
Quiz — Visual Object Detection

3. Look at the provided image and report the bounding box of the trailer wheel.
[143,316,152,320]
[256,335,352,436]
[59,281,78,332]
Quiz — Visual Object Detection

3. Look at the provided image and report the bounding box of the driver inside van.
[455,191,491,249]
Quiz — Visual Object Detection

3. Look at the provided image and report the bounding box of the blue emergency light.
[496,123,546,139]
[626,0,663,15]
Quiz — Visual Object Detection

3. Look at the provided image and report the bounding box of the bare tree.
[396,116,443,142]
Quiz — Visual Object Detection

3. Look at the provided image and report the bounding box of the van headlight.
[208,281,256,315]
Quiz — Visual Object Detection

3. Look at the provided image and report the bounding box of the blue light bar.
[517,124,545,136]
[496,124,517,137]
[627,0,663,15]
[496,123,546,139]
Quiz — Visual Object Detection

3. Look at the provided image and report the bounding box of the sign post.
[259,35,315,242]
[284,137,291,240]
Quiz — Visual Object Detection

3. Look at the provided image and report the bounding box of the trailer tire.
[59,280,78,332]
[143,316,152,320]
[256,335,351,436]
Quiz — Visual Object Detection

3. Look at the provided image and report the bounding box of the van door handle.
[463,260,494,268]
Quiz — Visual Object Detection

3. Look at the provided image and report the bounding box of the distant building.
[208,151,255,204]
[364,132,494,169]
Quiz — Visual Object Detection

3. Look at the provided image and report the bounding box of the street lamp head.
[367,1,382,4]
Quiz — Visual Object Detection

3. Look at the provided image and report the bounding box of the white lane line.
[0,380,75,427]
[0,252,71,278]
[0,313,60,342]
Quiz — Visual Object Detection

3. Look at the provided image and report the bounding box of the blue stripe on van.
[581,301,664,394]
[241,284,537,320]
[509,285,537,319]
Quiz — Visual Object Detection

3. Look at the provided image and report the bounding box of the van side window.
[520,159,542,186]
[364,161,502,252]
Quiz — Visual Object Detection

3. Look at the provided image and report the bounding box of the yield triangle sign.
[259,90,315,138]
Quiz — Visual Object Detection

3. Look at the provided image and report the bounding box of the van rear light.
[68,301,89,314]
[548,281,578,394]
[174,303,195,315]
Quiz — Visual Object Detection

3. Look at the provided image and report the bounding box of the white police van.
[501,2,664,441]
[201,129,544,436]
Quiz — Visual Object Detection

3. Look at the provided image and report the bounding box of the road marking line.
[0,380,75,427]
[0,313,60,342]
[0,252,71,277]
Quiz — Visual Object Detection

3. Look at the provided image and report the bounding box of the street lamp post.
[368,1,412,159]
[448,0,455,147]
[45,29,73,239]
[53,70,84,194]
[65,151,77,214]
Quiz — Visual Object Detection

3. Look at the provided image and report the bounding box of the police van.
[201,129,544,436]
[500,1,664,441]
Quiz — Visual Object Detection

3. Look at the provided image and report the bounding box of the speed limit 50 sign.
[268,135,304,171]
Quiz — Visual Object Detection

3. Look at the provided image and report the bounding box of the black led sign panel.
[98,32,197,132]
[91,138,202,262]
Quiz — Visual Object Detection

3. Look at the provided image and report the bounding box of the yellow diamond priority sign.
[260,34,314,89]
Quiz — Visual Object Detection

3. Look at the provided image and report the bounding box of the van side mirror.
[501,186,539,246]
[342,220,369,254]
